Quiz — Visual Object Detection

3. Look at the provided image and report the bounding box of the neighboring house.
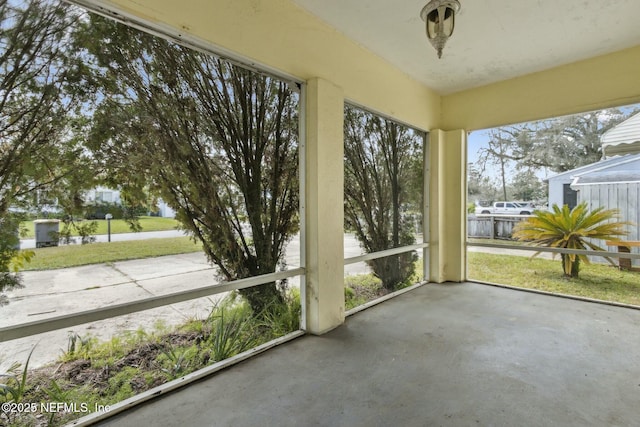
[546,111,640,210]
[156,200,176,218]
[54,186,176,218]
[84,187,122,204]
[16,186,177,218]
[601,111,640,157]
[570,168,640,240]
[571,166,640,268]
[545,112,640,267]
[546,153,640,210]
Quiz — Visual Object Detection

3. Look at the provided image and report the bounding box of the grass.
[344,265,423,310]
[19,233,639,306]
[343,251,640,308]
[2,295,300,426]
[22,237,202,270]
[344,273,386,310]
[20,216,179,239]
[468,251,640,306]
[468,238,525,246]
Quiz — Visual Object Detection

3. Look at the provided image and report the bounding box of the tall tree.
[1,0,77,213]
[476,108,633,185]
[467,163,499,203]
[478,128,521,200]
[76,15,299,314]
[509,170,546,202]
[344,105,423,291]
[532,109,628,172]
[0,0,91,296]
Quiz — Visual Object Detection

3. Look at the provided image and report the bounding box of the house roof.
[571,170,640,186]
[601,111,640,157]
[545,153,640,182]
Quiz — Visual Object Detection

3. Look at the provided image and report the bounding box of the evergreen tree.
[344,105,423,291]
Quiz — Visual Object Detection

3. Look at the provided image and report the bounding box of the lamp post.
[105,213,113,242]
[420,0,461,59]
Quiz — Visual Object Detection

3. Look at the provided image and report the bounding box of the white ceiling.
[292,0,640,95]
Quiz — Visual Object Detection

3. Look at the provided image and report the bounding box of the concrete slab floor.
[98,282,640,427]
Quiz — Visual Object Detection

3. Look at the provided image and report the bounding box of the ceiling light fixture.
[420,0,461,59]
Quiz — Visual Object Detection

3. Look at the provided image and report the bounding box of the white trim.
[343,100,429,134]
[467,241,640,260]
[345,282,426,317]
[343,243,429,265]
[423,132,431,281]
[470,281,640,311]
[0,268,305,342]
[571,179,640,187]
[298,82,307,332]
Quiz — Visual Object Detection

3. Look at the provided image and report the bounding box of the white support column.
[305,77,345,334]
[428,129,467,283]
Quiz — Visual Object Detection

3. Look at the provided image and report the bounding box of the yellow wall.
[94,0,640,132]
[442,45,640,131]
[97,0,440,132]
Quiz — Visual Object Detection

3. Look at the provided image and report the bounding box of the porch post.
[304,77,345,334]
[428,129,467,283]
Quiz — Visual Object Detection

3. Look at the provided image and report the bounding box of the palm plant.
[512,202,630,278]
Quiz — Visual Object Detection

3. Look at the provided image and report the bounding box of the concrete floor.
[98,282,640,427]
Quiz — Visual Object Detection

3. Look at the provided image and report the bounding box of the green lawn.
[23,237,202,270]
[21,216,179,238]
[468,251,640,307]
[18,238,640,307]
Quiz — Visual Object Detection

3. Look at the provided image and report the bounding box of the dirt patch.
[349,282,389,302]
[2,330,210,427]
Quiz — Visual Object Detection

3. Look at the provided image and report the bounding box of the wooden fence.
[468,215,530,240]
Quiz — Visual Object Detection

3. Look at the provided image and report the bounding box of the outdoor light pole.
[105,213,113,242]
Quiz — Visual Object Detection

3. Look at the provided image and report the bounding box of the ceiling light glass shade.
[420,0,461,58]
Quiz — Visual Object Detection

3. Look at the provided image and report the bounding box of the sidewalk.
[0,252,219,370]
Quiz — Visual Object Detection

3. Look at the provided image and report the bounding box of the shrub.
[0,214,34,304]
[513,202,630,278]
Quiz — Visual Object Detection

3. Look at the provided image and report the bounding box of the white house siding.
[601,111,640,157]
[546,154,640,210]
[85,187,122,204]
[157,199,176,218]
[547,177,569,209]
[577,182,640,268]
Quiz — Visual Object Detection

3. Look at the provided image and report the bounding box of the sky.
[467,128,525,182]
[466,102,640,183]
[467,131,487,166]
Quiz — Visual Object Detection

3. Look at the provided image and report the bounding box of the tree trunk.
[561,254,580,278]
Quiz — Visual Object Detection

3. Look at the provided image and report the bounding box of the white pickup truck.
[475,202,534,215]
